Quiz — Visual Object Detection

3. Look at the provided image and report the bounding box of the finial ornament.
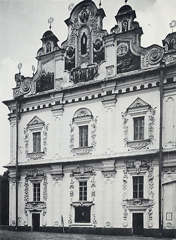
[32,65,35,76]
[170,20,176,33]
[48,17,54,30]
[125,0,128,4]
[17,63,22,74]
[68,3,74,11]
[99,0,102,8]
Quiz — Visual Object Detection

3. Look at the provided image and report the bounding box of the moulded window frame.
[28,124,44,154]
[133,175,144,199]
[127,107,149,143]
[73,115,92,149]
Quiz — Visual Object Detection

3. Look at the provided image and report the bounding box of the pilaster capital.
[101,94,117,108]
[51,105,64,118]
[101,160,116,178]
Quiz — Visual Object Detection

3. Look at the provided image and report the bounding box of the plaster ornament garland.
[148,162,155,227]
[24,119,49,161]
[121,102,156,150]
[43,174,48,201]
[70,116,98,156]
[122,167,128,227]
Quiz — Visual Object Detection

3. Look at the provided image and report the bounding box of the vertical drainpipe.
[15,97,19,229]
[159,59,165,237]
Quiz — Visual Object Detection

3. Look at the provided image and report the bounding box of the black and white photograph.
[0,0,176,239]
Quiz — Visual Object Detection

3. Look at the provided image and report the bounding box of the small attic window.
[166,78,173,84]
[46,42,52,53]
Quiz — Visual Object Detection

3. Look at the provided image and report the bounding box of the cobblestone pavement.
[0,231,172,240]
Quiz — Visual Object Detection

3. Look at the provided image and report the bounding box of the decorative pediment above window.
[71,165,95,180]
[73,108,92,124]
[70,108,98,156]
[24,116,49,160]
[27,169,45,178]
[27,116,45,129]
[125,160,150,174]
[122,98,156,150]
[127,97,151,115]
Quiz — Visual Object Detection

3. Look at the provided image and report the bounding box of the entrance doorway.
[133,213,143,235]
[32,213,40,231]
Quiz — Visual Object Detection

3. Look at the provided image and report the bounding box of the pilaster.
[101,91,117,154]
[51,104,64,159]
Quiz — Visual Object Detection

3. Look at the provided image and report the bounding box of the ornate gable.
[27,116,45,127]
[127,97,151,111]
[62,0,107,80]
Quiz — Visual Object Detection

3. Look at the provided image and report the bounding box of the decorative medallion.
[79,8,90,23]
[117,43,128,57]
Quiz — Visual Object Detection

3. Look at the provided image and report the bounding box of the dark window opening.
[33,132,41,153]
[81,32,87,55]
[75,206,91,223]
[134,117,144,141]
[79,125,88,147]
[133,176,143,199]
[167,78,173,84]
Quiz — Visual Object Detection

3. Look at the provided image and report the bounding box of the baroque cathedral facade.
[3,0,176,237]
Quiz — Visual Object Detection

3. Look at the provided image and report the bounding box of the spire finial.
[125,0,128,4]
[99,0,102,8]
[170,20,176,33]
[17,63,22,74]
[48,17,54,30]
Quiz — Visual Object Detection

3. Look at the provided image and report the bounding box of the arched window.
[46,43,52,53]
[81,32,87,55]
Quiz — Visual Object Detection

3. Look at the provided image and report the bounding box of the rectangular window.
[79,125,88,147]
[33,183,40,202]
[33,132,41,152]
[79,181,87,201]
[133,176,143,199]
[134,117,144,140]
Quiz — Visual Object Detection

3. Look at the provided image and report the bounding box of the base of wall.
[2,225,176,238]
[0,225,31,231]
[40,227,132,236]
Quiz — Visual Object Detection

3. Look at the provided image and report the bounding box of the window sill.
[71,201,94,207]
[27,152,45,160]
[71,223,92,227]
[25,201,46,211]
[127,139,150,150]
[123,198,152,211]
[72,146,93,156]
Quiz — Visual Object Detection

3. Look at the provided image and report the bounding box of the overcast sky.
[0,0,176,174]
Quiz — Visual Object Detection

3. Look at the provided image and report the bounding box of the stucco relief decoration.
[122,98,156,150]
[91,174,96,201]
[13,73,35,98]
[148,162,155,227]
[122,167,128,227]
[93,38,105,64]
[79,8,90,23]
[117,40,140,74]
[141,46,164,69]
[24,116,49,161]
[24,170,47,216]
[43,175,48,201]
[70,108,98,156]
[36,71,54,93]
[121,111,128,144]
[62,1,107,73]
[126,160,149,174]
[106,65,114,77]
